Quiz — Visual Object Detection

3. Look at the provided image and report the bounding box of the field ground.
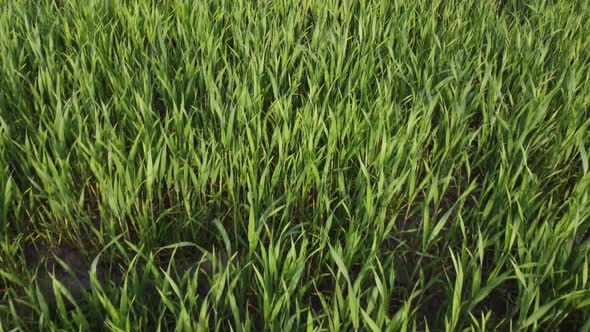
[1,0,590,330]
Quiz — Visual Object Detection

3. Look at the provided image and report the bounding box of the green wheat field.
[1,0,589,330]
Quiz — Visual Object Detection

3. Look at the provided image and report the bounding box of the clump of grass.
[1,0,589,330]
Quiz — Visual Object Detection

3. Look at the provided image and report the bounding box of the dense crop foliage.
[1,0,589,330]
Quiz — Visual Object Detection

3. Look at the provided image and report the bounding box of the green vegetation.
[1,0,589,330]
